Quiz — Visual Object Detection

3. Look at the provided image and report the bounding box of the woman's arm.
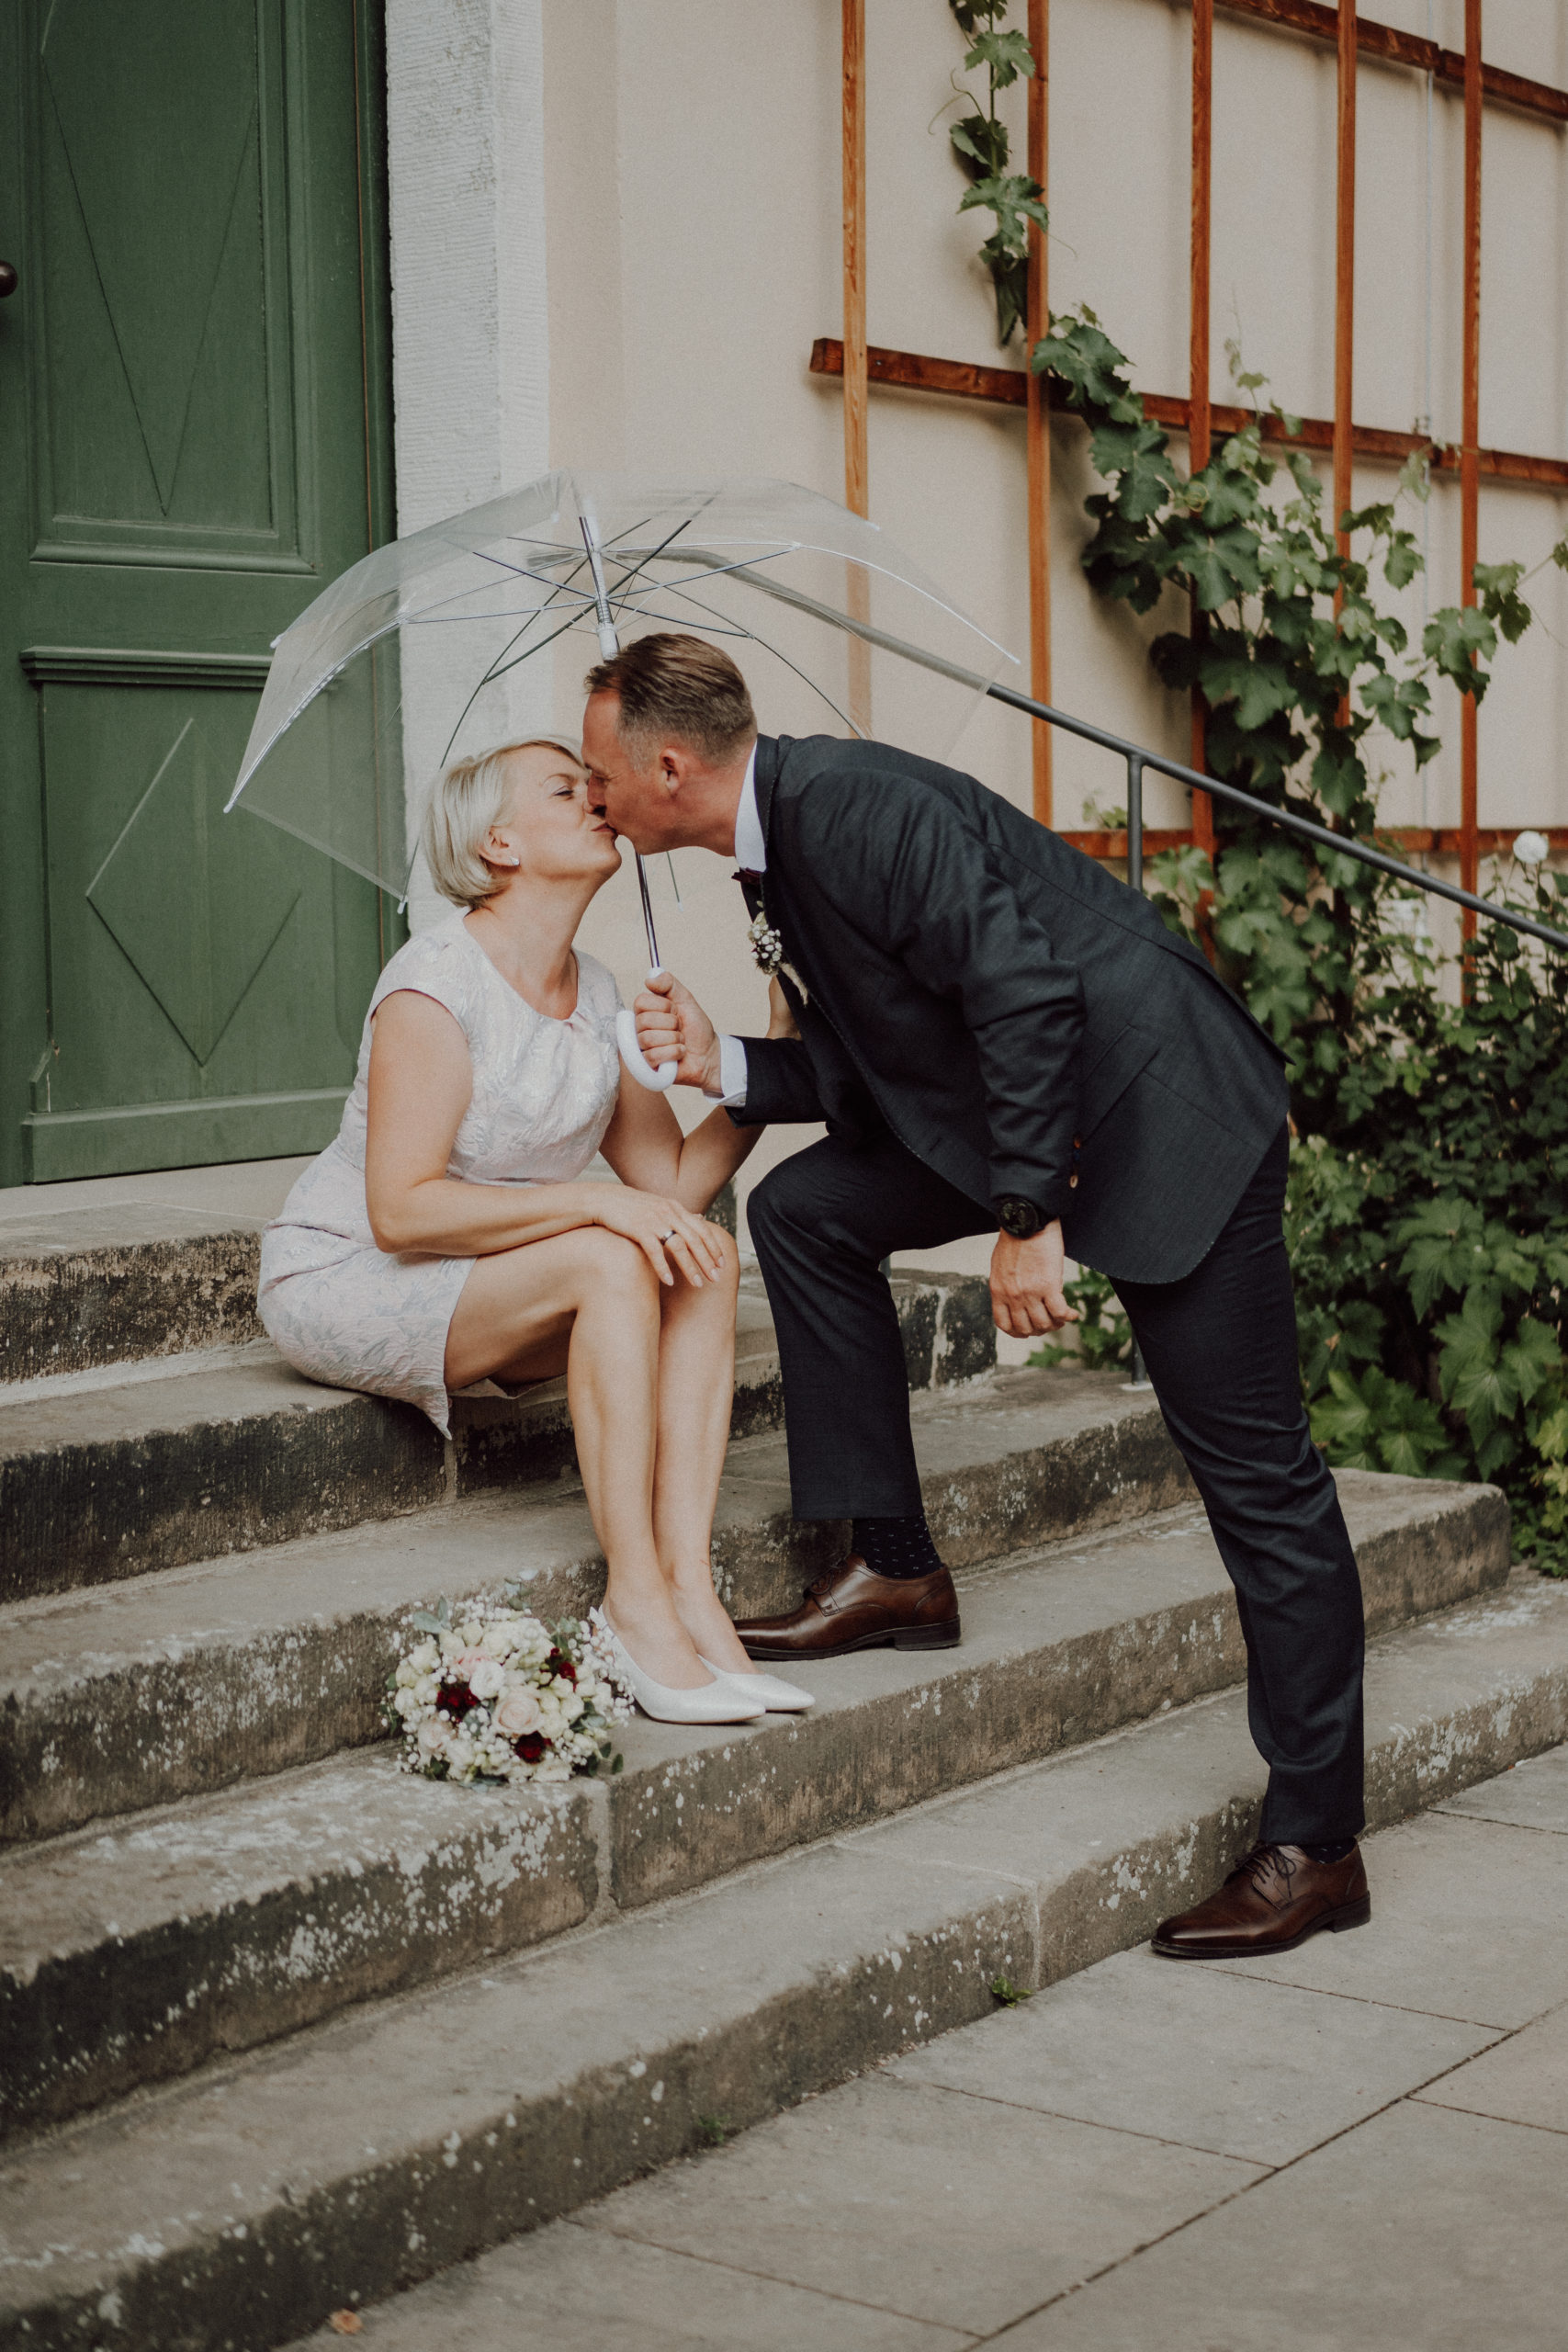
[600,979,794,1212]
[364,990,726,1285]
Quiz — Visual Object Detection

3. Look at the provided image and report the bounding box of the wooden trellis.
[825,0,1568,882]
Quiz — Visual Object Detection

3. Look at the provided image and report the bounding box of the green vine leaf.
[961,26,1036,85]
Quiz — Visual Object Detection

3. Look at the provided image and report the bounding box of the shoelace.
[1228,1841,1298,1905]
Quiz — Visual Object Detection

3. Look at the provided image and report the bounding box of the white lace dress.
[258,912,623,1434]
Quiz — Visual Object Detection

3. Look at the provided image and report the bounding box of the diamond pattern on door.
[41,0,260,511]
[87,716,300,1064]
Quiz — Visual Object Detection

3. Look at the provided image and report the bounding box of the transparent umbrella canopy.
[227,471,1020,1079]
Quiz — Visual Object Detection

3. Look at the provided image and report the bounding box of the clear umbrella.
[226,471,1020,1082]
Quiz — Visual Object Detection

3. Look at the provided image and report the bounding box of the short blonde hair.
[421,736,585,908]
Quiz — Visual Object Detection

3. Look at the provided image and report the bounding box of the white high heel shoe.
[699,1657,815,1713]
[592,1612,766,1725]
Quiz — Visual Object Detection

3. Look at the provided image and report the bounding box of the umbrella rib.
[435,605,587,769]
[654,579,863,736]
[596,514,700,610]
[611,547,799,611]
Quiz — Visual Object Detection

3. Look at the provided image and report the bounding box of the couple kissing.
[263,630,1371,1963]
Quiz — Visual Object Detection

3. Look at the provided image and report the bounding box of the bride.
[259,735,807,1724]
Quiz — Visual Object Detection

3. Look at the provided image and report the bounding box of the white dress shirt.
[707,743,763,1105]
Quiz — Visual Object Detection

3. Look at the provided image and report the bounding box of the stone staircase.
[2,1185,1566,2352]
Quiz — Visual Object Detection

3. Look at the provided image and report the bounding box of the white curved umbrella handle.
[617,969,679,1091]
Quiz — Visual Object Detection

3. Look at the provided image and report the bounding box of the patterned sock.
[852,1513,945,1580]
[1297,1838,1357,1864]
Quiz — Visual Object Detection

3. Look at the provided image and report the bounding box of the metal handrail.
[987,680,1568,954]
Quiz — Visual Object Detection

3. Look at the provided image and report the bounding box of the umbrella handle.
[616,971,680,1092]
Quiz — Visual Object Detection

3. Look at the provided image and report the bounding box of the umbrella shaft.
[636,853,662,973]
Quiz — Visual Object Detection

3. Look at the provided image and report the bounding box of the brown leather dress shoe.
[1152,1841,1371,1960]
[735,1555,961,1660]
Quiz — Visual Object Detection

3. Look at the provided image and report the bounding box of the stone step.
[3,1568,1562,2352]
[0,1173,745,1387]
[0,1468,1509,2141]
[0,1268,990,1605]
[0,1368,1187,1848]
[0,1205,265,1385]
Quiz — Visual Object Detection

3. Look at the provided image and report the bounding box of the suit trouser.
[746,1122,1365,1843]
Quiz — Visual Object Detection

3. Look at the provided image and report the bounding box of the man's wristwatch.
[997,1195,1046,1240]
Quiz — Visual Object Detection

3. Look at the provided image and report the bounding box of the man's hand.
[634,971,722,1090]
[989,1221,1079,1340]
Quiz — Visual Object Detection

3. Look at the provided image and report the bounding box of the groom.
[581,631,1371,1961]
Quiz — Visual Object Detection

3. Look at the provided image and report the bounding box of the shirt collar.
[732,740,766,873]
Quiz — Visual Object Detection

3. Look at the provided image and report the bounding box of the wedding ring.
[658,1227,676,1242]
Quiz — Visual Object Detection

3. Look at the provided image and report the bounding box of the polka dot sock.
[852,1513,946,1580]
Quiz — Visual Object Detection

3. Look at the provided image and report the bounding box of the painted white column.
[384,0,550,929]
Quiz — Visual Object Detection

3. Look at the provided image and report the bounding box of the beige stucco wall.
[394,0,1568,1254]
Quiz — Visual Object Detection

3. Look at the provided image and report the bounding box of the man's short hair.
[584,632,756,765]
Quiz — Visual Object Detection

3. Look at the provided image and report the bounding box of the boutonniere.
[747,908,784,977]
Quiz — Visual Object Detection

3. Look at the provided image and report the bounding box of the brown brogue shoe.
[734,1555,961,1661]
[1152,1841,1370,1960]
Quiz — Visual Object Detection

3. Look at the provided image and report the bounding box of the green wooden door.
[0,0,397,1185]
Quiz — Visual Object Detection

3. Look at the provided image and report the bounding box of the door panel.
[33,0,295,558]
[1,0,396,1185]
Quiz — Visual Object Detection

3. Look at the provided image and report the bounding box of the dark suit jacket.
[732,733,1290,1284]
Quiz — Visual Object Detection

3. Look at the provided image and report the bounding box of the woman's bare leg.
[445,1230,712,1686]
[647,1230,758,1673]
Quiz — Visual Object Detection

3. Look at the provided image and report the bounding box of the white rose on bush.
[1514,830,1551,865]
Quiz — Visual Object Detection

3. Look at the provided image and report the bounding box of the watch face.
[999,1196,1043,1238]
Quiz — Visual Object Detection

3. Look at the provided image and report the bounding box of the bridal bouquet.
[386,1594,632,1786]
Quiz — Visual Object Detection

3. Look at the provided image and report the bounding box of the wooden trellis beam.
[1025,0,1052,826]
[1460,0,1483,933]
[1333,0,1356,566]
[1190,0,1214,855]
[840,0,871,733]
[1215,0,1568,128]
[808,339,1568,493]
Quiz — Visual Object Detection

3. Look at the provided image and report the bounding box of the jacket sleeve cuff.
[989,1170,1074,1226]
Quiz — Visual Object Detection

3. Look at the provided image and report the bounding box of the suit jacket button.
[1068,1172,1079,1189]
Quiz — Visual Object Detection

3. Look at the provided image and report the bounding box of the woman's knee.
[567,1225,660,1301]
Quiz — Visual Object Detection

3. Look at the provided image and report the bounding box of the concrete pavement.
[288,1740,1568,2352]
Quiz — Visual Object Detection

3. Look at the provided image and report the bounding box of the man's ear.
[658,744,697,797]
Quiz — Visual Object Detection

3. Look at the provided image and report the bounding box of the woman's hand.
[591,1183,730,1287]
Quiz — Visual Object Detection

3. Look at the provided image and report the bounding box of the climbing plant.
[941,0,1047,345]
[1022,301,1568,1569]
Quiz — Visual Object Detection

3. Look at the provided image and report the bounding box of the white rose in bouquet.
[494,1687,545,1738]
[389,1600,628,1783]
